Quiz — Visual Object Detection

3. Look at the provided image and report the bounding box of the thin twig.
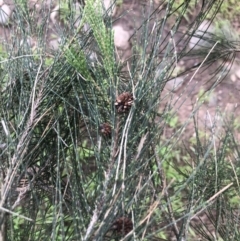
[154,148,180,238]
[0,206,33,222]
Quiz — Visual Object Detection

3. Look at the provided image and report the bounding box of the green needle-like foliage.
[0,0,240,240]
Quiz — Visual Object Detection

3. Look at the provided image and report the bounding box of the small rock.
[235,69,240,79]
[179,60,185,66]
[49,38,60,50]
[0,4,12,25]
[231,74,237,82]
[113,25,130,50]
[167,77,184,91]
[225,103,236,113]
[89,51,97,61]
[189,20,215,50]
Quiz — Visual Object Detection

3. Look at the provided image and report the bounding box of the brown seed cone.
[111,216,133,235]
[99,123,111,138]
[115,92,133,113]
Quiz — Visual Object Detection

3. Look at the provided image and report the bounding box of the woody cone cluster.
[100,92,133,138]
[115,92,134,113]
[111,216,133,235]
[99,122,111,138]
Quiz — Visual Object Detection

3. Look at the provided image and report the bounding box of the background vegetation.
[0,0,240,240]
